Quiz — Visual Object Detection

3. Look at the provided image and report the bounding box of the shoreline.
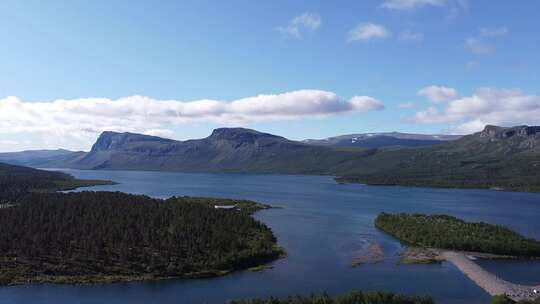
[1,246,286,287]
[0,190,286,287]
[400,247,538,301]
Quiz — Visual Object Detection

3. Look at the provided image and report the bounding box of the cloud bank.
[0,90,384,151]
[408,87,540,133]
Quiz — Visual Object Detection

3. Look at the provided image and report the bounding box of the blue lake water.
[1,169,540,304]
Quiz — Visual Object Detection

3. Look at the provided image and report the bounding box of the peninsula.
[375,213,540,302]
[0,163,284,285]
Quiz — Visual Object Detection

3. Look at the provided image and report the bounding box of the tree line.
[375,213,540,257]
[229,291,434,304]
[0,162,282,284]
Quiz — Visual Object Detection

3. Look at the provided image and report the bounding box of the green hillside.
[375,213,540,257]
[337,125,540,192]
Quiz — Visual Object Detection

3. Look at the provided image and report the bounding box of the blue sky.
[0,0,539,151]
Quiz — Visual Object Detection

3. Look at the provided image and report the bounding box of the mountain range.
[303,132,461,149]
[0,129,457,169]
[0,149,75,167]
[1,125,539,192]
[18,128,374,174]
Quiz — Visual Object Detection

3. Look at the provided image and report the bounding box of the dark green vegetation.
[337,125,540,192]
[375,213,540,257]
[0,162,282,285]
[491,295,540,304]
[3,125,540,192]
[0,191,283,285]
[230,291,434,304]
[0,162,111,202]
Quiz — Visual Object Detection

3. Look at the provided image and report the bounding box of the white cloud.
[399,30,424,42]
[0,140,20,146]
[417,85,458,103]
[398,102,416,109]
[479,26,508,37]
[0,90,384,151]
[349,96,385,111]
[277,12,321,39]
[348,23,390,42]
[464,37,493,55]
[407,87,540,134]
[143,129,175,139]
[381,0,447,10]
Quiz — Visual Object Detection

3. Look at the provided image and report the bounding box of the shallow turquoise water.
[1,169,539,304]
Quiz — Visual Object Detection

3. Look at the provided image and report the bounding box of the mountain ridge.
[34,127,373,174]
[2,125,539,192]
[336,125,540,192]
[304,132,461,149]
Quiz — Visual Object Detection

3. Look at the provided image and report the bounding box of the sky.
[1,0,539,152]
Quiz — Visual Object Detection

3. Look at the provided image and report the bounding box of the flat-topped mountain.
[3,125,540,192]
[90,131,177,152]
[38,128,372,174]
[304,132,461,149]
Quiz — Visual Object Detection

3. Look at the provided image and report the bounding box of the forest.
[375,213,540,257]
[0,162,111,202]
[0,190,283,285]
[229,291,434,304]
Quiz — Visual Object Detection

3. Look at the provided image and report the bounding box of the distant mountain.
[6,125,540,192]
[304,132,461,149]
[0,149,76,167]
[37,128,375,174]
[337,125,540,192]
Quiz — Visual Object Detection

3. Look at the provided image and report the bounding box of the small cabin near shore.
[214,204,238,210]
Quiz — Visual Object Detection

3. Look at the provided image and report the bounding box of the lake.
[1,169,539,304]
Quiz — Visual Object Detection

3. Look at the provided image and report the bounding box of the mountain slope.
[6,125,539,192]
[0,149,76,167]
[42,128,375,174]
[337,125,540,192]
[304,132,461,149]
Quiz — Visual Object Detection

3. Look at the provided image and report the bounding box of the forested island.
[0,191,283,285]
[0,162,284,285]
[230,291,435,304]
[375,213,540,257]
[230,292,540,304]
